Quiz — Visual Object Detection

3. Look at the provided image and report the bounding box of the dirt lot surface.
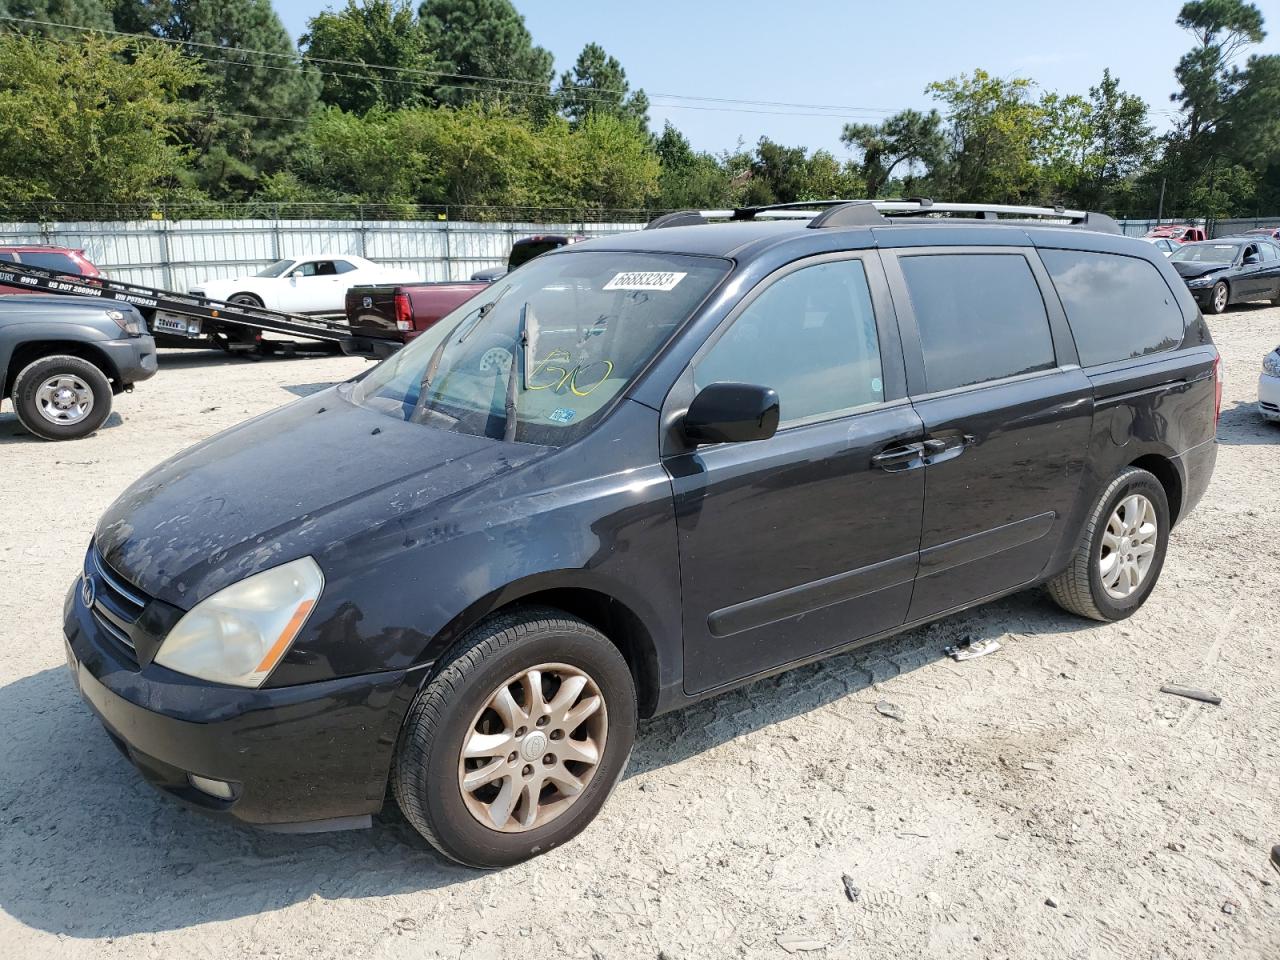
[2,308,1279,960]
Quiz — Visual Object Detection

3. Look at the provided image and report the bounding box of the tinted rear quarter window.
[1040,250,1183,366]
[899,253,1056,392]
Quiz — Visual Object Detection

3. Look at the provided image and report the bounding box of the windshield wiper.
[410,291,507,423]
[503,301,537,442]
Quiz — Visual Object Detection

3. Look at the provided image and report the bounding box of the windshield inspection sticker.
[603,271,687,292]
[548,408,577,423]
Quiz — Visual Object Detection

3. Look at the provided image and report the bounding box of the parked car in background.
[190,255,419,316]
[1261,346,1280,423]
[1169,237,1280,313]
[1,295,155,440]
[0,245,101,294]
[470,234,587,281]
[65,200,1219,869]
[344,278,488,358]
[1146,224,1207,243]
[1143,237,1177,256]
[1240,226,1280,242]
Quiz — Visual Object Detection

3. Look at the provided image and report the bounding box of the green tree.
[1075,70,1155,209]
[555,42,648,130]
[301,0,436,114]
[0,0,112,33]
[653,121,730,208]
[840,108,945,198]
[114,0,319,198]
[927,69,1042,203]
[0,32,199,209]
[417,0,553,114]
[568,112,659,208]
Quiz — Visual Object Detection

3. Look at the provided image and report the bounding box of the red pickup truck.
[344,234,587,358]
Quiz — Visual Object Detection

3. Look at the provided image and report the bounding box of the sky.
[271,0,1279,156]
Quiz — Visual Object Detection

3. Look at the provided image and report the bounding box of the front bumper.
[63,572,423,830]
[99,335,159,387]
[1260,372,1280,422]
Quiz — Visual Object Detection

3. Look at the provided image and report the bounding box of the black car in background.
[470,234,586,281]
[64,200,1219,868]
[1169,236,1280,313]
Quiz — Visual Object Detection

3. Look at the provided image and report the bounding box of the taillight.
[1213,353,1222,426]
[394,292,412,332]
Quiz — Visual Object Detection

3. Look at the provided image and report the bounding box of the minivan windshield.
[351,250,730,445]
[1170,243,1238,264]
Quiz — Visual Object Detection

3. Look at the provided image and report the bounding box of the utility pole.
[1156,177,1166,223]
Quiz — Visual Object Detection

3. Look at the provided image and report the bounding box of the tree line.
[0,0,1276,220]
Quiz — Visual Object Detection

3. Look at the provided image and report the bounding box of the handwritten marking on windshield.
[528,350,614,397]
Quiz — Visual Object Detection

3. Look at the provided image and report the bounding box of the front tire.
[1209,281,1229,314]
[392,607,636,868]
[228,292,264,308]
[1047,467,1170,621]
[10,354,113,440]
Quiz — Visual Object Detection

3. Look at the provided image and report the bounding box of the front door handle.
[921,433,977,465]
[871,441,926,472]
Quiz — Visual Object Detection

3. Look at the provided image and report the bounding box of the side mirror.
[683,382,780,445]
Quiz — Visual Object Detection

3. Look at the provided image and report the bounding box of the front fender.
[0,319,125,394]
[266,401,683,692]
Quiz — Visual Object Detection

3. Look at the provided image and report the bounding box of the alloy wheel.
[457,663,607,833]
[1099,493,1158,599]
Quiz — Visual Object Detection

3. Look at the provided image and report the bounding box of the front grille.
[86,546,153,664]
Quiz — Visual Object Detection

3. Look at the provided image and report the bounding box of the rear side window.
[899,253,1055,392]
[17,251,79,273]
[1040,250,1183,366]
[695,259,884,426]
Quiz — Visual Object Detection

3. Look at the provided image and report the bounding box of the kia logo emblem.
[81,575,96,608]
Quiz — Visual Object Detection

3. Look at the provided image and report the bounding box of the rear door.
[664,252,926,694]
[882,247,1094,621]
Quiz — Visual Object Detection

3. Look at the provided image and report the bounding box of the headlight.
[153,556,324,687]
[1263,352,1280,378]
[1185,275,1214,288]
[107,308,146,337]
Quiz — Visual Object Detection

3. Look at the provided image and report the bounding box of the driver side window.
[694,259,884,428]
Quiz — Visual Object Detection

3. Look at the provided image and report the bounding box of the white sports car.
[190,254,420,315]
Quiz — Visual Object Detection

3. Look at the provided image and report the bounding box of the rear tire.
[1046,467,1170,621]
[392,606,636,869]
[10,354,113,441]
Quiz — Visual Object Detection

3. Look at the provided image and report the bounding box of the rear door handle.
[871,441,926,472]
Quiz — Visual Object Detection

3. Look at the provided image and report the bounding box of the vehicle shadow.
[0,410,123,445]
[156,346,344,369]
[0,591,1087,939]
[1216,400,1280,445]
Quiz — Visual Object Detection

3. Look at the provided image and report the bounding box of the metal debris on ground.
[945,637,1002,661]
[875,700,905,721]
[841,874,861,903]
[1159,684,1222,705]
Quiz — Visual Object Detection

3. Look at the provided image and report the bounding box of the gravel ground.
[2,308,1279,960]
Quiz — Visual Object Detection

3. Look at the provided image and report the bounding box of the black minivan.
[64,201,1219,868]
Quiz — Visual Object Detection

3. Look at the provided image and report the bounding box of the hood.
[1170,260,1231,279]
[96,388,544,607]
[0,294,125,315]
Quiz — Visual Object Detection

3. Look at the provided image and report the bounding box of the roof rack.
[643,199,1121,235]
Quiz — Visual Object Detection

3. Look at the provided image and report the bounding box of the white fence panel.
[0,218,647,289]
